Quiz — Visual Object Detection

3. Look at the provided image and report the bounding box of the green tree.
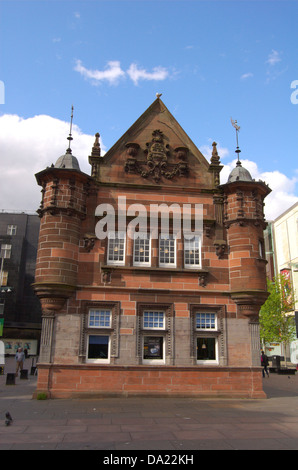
[259,274,296,362]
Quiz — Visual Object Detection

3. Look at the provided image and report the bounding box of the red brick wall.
[35,212,80,286]
[35,364,266,399]
[224,187,268,294]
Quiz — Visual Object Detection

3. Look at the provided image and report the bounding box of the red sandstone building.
[33,98,271,398]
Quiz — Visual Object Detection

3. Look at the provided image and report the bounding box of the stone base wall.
[34,365,266,399]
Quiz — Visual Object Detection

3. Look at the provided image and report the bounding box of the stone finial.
[210,142,220,165]
[91,132,101,157]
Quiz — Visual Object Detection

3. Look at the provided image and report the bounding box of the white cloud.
[241,72,253,80]
[0,114,97,212]
[74,60,126,86]
[127,63,169,85]
[266,49,282,66]
[265,50,287,83]
[74,60,170,86]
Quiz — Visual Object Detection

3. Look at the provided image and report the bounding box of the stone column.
[250,321,261,367]
[39,311,55,363]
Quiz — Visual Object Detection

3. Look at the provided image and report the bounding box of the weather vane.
[231,117,241,163]
[67,105,74,153]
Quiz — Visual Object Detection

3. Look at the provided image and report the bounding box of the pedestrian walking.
[15,347,25,376]
[261,350,269,378]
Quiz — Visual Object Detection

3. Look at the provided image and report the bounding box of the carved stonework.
[198,272,208,287]
[124,130,189,183]
[230,291,269,320]
[50,178,59,206]
[214,242,227,259]
[83,234,96,252]
[101,267,112,284]
[208,142,223,187]
[33,282,77,313]
[124,142,140,173]
[38,205,87,220]
[238,305,260,322]
[89,133,101,178]
[204,222,213,238]
[40,297,67,313]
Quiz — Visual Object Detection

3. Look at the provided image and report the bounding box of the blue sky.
[1,0,298,219]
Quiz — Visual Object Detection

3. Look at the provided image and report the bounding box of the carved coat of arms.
[124,130,188,183]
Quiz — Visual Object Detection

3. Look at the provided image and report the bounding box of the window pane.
[197,337,216,361]
[134,234,150,265]
[196,313,216,329]
[89,309,111,328]
[107,233,125,264]
[143,336,163,360]
[7,225,17,235]
[143,311,164,329]
[0,271,8,286]
[0,244,11,259]
[88,335,109,359]
[184,236,200,267]
[159,235,175,265]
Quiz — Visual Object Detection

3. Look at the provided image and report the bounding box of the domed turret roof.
[54,148,81,171]
[227,160,253,183]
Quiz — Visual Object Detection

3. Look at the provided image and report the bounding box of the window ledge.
[102,265,209,287]
[102,264,208,275]
[86,327,114,332]
[141,329,168,333]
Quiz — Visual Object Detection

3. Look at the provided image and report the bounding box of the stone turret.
[221,159,271,318]
[33,130,92,362]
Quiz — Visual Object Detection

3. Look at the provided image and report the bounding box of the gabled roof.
[94,97,219,189]
[102,97,209,169]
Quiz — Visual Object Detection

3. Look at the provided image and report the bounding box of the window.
[191,306,226,366]
[89,309,111,328]
[7,225,17,235]
[143,311,165,329]
[133,233,151,266]
[87,335,110,363]
[195,311,218,364]
[195,312,217,364]
[196,313,216,330]
[197,337,217,362]
[82,302,120,364]
[0,271,8,287]
[107,232,126,265]
[258,239,265,258]
[86,309,112,362]
[143,336,164,362]
[0,244,11,259]
[142,311,165,364]
[137,304,174,366]
[184,236,201,268]
[159,234,176,267]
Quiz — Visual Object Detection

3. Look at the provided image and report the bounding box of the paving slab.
[1,357,298,451]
